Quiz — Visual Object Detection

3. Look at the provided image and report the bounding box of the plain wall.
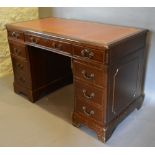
[39,7,155,99]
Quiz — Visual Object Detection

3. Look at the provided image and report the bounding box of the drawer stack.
[8,29,33,101]
[72,45,107,140]
[7,29,74,102]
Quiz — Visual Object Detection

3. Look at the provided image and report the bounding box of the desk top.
[7,17,145,46]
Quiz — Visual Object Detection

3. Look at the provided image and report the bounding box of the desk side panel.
[106,32,147,124]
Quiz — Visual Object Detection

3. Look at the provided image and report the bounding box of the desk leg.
[14,83,36,102]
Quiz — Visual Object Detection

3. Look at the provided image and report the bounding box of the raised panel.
[108,49,144,118]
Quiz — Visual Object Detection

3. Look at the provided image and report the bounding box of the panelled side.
[106,32,147,123]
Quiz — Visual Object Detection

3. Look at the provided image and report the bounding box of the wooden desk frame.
[6,18,148,142]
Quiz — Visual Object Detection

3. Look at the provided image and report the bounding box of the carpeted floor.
[0,75,155,146]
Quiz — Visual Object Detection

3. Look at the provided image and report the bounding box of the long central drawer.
[25,33,73,55]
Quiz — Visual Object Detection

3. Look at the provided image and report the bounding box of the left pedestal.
[7,29,73,103]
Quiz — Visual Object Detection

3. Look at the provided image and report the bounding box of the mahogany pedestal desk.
[6,18,148,142]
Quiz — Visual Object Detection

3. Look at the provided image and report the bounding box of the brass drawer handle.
[30,37,38,44]
[82,106,94,117]
[12,32,19,38]
[12,32,16,37]
[19,77,25,83]
[81,49,94,59]
[13,48,21,55]
[51,42,62,50]
[56,43,62,50]
[82,89,95,99]
[52,42,56,48]
[16,63,24,70]
[81,70,94,80]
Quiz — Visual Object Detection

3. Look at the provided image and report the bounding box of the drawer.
[11,56,31,80]
[25,34,72,54]
[25,34,50,46]
[56,40,72,54]
[75,98,103,123]
[75,80,106,108]
[73,45,104,63]
[73,60,107,87]
[14,73,32,89]
[8,30,24,41]
[9,42,27,58]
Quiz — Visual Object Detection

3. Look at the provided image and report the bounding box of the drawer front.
[75,80,106,108]
[14,73,32,88]
[8,30,24,41]
[75,98,103,123]
[25,34,72,54]
[11,56,31,88]
[73,45,104,63]
[12,56,29,76]
[73,60,107,87]
[9,42,27,58]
